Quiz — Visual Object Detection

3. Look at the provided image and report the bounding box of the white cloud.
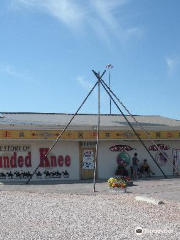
[127,28,138,34]
[12,0,141,43]
[165,58,177,74]
[77,76,94,90]
[88,18,111,46]
[91,0,120,30]
[126,27,140,35]
[0,64,24,78]
[90,0,127,41]
[90,0,143,42]
[13,0,86,30]
[42,0,85,29]
[0,64,37,83]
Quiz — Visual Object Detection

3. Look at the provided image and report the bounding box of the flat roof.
[0,112,180,129]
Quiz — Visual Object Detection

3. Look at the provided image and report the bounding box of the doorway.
[79,142,97,180]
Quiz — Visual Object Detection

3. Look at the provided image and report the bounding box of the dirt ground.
[0,176,180,202]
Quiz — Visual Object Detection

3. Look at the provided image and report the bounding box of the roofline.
[1,112,180,122]
[0,112,161,117]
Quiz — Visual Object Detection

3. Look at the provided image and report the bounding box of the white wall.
[98,140,180,179]
[1,139,180,181]
[0,141,80,181]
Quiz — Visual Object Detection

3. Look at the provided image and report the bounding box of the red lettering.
[0,152,31,169]
[58,155,64,167]
[39,148,50,167]
[39,148,72,168]
[18,156,24,168]
[10,152,17,168]
[51,156,57,167]
[3,156,10,168]
[65,155,71,167]
[0,156,2,168]
[25,152,32,167]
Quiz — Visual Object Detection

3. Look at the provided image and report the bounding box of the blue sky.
[0,0,180,119]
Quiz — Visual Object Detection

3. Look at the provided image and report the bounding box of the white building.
[0,112,180,181]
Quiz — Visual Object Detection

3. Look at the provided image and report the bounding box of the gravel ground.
[0,190,179,240]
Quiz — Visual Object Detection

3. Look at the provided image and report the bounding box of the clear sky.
[0,0,180,119]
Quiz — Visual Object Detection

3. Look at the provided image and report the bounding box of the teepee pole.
[100,79,167,178]
[92,70,106,192]
[26,81,99,184]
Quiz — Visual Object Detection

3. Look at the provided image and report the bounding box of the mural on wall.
[172,149,180,175]
[0,145,32,169]
[149,144,170,166]
[38,170,69,179]
[39,148,71,168]
[0,170,70,180]
[117,152,131,167]
[109,144,135,152]
[148,144,170,151]
[38,148,71,179]
[155,152,168,166]
[109,145,134,167]
[0,145,71,180]
[109,145,134,176]
[1,130,180,140]
[0,145,33,180]
[82,150,94,169]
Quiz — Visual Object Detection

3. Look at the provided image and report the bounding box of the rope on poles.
[101,78,180,176]
[100,79,167,179]
[26,81,99,184]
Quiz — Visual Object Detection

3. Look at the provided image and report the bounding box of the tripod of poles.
[26,69,180,191]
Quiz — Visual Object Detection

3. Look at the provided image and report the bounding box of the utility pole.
[106,64,113,115]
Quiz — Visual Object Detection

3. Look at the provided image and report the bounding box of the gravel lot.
[0,182,180,240]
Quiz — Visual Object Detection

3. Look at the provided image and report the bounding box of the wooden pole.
[93,72,101,192]
[100,79,168,179]
[26,81,99,184]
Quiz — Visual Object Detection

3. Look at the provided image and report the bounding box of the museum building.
[0,112,180,181]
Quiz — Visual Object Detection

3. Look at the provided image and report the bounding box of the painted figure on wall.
[115,152,131,176]
[149,143,170,166]
[117,152,131,167]
[110,144,135,177]
[172,149,180,175]
[155,152,168,166]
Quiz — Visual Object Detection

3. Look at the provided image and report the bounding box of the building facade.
[0,113,180,181]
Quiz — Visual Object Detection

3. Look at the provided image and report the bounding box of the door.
[80,147,97,179]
